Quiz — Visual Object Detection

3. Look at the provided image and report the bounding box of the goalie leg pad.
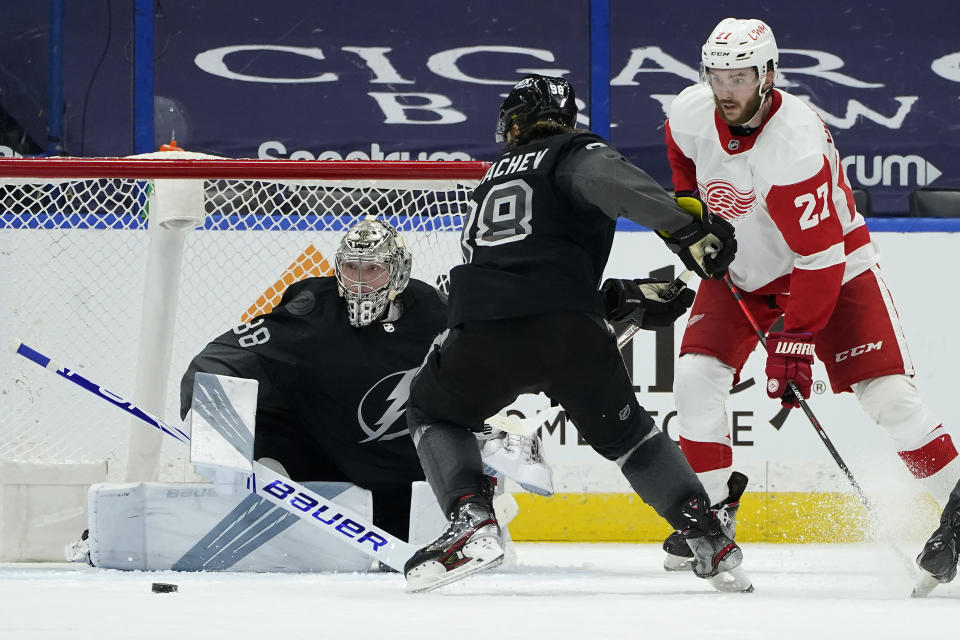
[87,481,374,572]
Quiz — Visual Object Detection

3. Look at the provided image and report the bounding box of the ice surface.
[1,543,955,640]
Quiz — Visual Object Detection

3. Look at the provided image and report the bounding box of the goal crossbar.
[0,158,489,181]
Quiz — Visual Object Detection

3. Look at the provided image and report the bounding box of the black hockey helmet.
[495,74,577,143]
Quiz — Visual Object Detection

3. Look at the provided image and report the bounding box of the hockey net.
[0,154,485,483]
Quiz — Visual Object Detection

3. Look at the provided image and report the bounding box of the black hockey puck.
[151,582,178,593]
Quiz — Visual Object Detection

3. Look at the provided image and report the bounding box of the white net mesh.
[0,160,479,481]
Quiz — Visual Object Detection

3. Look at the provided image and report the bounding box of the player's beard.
[714,90,764,127]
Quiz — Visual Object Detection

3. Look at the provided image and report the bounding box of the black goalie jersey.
[180,277,446,493]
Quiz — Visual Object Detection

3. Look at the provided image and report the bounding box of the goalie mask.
[701,18,778,99]
[495,74,578,144]
[334,217,412,327]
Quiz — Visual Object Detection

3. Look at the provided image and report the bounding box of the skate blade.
[517,481,554,497]
[406,537,504,594]
[663,553,693,572]
[707,565,754,593]
[483,458,554,497]
[911,572,941,598]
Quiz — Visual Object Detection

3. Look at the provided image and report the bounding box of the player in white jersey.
[661,17,960,569]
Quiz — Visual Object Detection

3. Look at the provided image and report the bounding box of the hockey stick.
[719,278,874,509]
[721,278,925,580]
[12,340,417,573]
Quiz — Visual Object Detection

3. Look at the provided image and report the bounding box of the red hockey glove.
[764,331,814,408]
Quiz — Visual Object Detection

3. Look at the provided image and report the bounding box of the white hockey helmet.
[701,18,778,96]
[334,216,412,327]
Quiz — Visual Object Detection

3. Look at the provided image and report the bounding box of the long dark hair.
[508,120,579,149]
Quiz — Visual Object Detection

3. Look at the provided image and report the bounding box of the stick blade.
[911,572,941,598]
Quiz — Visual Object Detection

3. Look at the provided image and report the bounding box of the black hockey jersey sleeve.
[554,139,692,234]
[177,279,320,420]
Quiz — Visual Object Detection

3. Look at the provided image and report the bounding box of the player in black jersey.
[180,217,446,541]
[403,74,749,593]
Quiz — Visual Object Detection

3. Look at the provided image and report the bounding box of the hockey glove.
[765,331,815,408]
[601,277,696,330]
[657,195,736,280]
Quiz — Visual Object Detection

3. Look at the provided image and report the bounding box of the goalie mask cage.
[0,155,485,487]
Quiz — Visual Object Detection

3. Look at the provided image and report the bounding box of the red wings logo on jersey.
[700,180,757,221]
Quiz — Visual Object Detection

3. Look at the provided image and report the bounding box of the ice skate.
[404,490,504,593]
[664,472,748,573]
[912,502,960,597]
[662,530,694,571]
[64,528,92,566]
[480,426,554,496]
[680,494,753,593]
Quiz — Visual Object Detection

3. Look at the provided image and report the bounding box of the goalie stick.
[12,340,417,573]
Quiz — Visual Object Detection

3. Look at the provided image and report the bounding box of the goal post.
[0,154,484,559]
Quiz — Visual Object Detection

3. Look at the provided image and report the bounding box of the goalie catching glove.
[657,195,736,280]
[602,277,696,330]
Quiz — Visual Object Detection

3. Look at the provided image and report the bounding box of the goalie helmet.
[701,18,778,97]
[334,217,412,327]
[495,74,577,144]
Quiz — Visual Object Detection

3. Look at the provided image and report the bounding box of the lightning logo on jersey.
[357,368,417,443]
